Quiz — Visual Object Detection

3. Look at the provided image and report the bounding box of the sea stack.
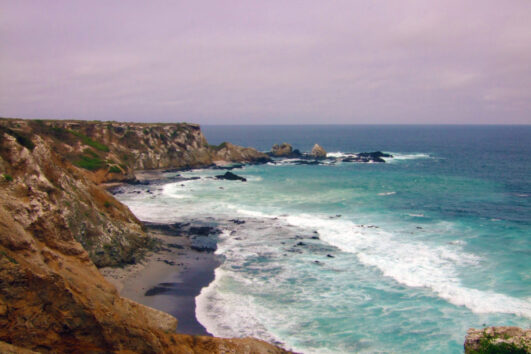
[271,143,294,157]
[270,143,302,158]
[311,144,327,159]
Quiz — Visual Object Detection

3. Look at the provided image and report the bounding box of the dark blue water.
[204,125,531,221]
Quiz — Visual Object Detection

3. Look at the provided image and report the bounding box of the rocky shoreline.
[1,117,528,353]
[0,118,289,353]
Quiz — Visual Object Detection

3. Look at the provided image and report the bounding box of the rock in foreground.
[464,327,531,353]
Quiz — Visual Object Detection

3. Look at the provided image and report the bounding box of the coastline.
[100,224,220,336]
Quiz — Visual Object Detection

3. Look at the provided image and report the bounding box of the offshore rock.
[310,144,327,159]
[464,327,531,353]
[215,171,247,182]
[342,151,392,163]
[270,143,302,158]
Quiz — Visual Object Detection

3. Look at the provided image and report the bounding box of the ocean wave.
[329,151,432,164]
[284,214,531,319]
[378,191,396,196]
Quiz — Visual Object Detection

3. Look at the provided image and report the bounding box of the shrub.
[2,174,13,182]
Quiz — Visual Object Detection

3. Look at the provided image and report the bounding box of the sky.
[1,1,530,124]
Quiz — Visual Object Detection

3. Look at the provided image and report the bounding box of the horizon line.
[1,116,530,126]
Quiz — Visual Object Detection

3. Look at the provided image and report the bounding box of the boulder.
[310,144,327,159]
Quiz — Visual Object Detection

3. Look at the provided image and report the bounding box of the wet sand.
[100,226,220,335]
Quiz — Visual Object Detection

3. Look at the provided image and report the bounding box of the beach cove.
[105,125,531,353]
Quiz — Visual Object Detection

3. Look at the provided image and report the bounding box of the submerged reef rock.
[310,144,327,159]
[215,171,247,182]
[342,151,392,163]
[0,118,288,353]
[464,327,531,353]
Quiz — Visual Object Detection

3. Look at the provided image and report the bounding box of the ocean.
[116,125,531,353]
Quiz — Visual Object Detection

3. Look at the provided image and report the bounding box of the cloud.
[1,0,530,124]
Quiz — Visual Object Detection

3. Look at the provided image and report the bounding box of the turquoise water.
[118,125,530,353]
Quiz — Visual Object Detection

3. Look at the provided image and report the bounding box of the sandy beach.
[100,224,220,335]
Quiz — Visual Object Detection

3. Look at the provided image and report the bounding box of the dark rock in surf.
[215,171,247,182]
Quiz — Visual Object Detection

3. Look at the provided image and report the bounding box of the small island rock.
[311,144,327,159]
[271,143,294,157]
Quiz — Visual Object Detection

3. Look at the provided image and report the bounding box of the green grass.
[108,165,121,173]
[69,130,109,152]
[74,155,106,171]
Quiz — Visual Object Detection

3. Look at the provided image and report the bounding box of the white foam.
[327,151,349,158]
[378,191,396,196]
[283,214,531,318]
[384,152,431,163]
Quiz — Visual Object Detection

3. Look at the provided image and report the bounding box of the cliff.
[0,118,269,184]
[0,118,285,353]
[0,118,269,267]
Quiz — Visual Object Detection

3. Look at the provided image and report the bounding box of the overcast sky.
[1,1,530,124]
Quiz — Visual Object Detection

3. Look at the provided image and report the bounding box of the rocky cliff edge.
[0,118,286,353]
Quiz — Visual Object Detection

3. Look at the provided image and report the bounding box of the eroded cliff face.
[0,119,270,184]
[0,119,286,353]
[0,118,270,267]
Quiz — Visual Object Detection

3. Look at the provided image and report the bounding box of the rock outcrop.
[464,327,530,353]
[269,143,302,158]
[211,141,271,165]
[0,118,288,353]
[342,151,392,163]
[310,144,327,159]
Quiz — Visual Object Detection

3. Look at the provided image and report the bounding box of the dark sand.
[101,227,220,335]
